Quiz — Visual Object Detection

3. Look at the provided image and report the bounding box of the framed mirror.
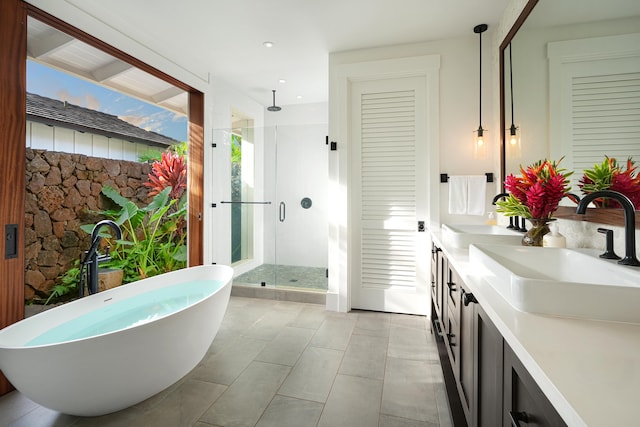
[499,0,640,226]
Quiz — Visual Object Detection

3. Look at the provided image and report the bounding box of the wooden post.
[0,0,26,396]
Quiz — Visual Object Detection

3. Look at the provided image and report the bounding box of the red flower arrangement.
[496,158,572,219]
[144,151,187,200]
[578,157,640,209]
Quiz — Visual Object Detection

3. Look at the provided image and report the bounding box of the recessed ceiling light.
[263,41,274,48]
[278,79,286,84]
[296,95,303,99]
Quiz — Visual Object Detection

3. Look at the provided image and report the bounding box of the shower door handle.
[279,202,286,222]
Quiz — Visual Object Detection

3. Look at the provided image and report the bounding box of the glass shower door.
[231,124,327,291]
[271,124,328,291]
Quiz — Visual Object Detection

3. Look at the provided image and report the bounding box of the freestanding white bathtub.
[0,264,233,417]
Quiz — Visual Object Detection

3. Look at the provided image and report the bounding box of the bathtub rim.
[0,264,233,350]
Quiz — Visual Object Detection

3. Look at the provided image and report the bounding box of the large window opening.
[23,9,200,304]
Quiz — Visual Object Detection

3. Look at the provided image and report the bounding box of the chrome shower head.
[267,90,281,112]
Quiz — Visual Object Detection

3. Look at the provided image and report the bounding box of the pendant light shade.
[473,24,488,159]
[507,43,522,158]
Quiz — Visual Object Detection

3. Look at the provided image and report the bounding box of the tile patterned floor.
[0,297,452,427]
[234,264,328,291]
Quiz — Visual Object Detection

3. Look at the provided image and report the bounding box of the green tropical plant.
[81,185,187,283]
[138,141,188,163]
[45,261,81,304]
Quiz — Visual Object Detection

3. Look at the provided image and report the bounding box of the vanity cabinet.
[503,344,567,427]
[432,249,566,427]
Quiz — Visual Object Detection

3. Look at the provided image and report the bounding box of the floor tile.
[134,379,226,427]
[288,304,329,329]
[352,310,391,337]
[381,357,439,424]
[339,333,388,380]
[388,324,430,361]
[317,374,383,427]
[278,346,343,402]
[190,336,268,385]
[309,314,356,350]
[199,361,290,427]
[3,296,453,427]
[244,308,301,341]
[255,326,315,366]
[255,395,323,427]
[379,414,438,427]
[0,392,40,427]
[5,406,77,427]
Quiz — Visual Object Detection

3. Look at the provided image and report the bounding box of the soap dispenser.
[543,222,566,248]
[485,212,497,226]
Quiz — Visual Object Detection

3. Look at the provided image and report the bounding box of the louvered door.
[549,35,640,189]
[350,77,428,314]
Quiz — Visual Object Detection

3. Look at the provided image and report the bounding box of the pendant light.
[267,90,281,112]
[507,43,522,158]
[473,24,488,159]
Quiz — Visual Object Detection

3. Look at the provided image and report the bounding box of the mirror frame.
[498,0,639,227]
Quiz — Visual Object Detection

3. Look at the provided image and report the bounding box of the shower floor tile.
[234,264,327,290]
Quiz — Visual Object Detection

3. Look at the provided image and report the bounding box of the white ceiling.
[57,0,512,108]
[32,0,639,112]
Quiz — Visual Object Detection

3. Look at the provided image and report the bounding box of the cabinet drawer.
[503,344,567,427]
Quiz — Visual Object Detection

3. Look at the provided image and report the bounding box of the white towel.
[467,175,487,216]
[448,176,468,215]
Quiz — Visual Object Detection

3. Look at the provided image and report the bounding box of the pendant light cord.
[479,29,482,128]
[509,43,515,126]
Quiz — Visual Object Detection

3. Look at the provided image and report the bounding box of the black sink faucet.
[492,192,527,232]
[576,191,640,267]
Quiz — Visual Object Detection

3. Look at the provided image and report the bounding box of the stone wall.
[24,148,152,301]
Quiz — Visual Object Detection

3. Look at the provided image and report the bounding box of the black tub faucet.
[576,191,640,267]
[81,220,123,296]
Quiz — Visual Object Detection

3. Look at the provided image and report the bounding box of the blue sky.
[27,61,188,142]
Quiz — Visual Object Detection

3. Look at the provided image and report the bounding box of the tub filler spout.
[82,220,122,296]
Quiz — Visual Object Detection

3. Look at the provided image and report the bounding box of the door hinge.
[211,143,217,148]
[330,141,337,151]
[211,203,217,208]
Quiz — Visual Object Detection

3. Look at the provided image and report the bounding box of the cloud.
[118,114,147,127]
[56,89,101,111]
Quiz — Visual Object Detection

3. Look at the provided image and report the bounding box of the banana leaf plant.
[81,185,187,283]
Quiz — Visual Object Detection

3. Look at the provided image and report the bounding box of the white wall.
[26,121,163,161]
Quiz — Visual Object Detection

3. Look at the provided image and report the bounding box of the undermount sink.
[469,243,640,323]
[441,224,522,249]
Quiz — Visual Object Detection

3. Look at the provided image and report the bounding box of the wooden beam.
[0,0,26,396]
[188,91,204,266]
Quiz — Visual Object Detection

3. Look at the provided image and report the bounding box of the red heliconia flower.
[579,157,640,209]
[496,158,572,219]
[144,151,187,200]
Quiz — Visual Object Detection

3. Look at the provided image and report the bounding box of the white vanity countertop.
[430,229,640,427]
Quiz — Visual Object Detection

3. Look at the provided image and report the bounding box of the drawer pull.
[509,410,530,426]
[461,289,478,306]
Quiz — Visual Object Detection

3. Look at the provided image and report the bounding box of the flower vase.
[521,218,553,247]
